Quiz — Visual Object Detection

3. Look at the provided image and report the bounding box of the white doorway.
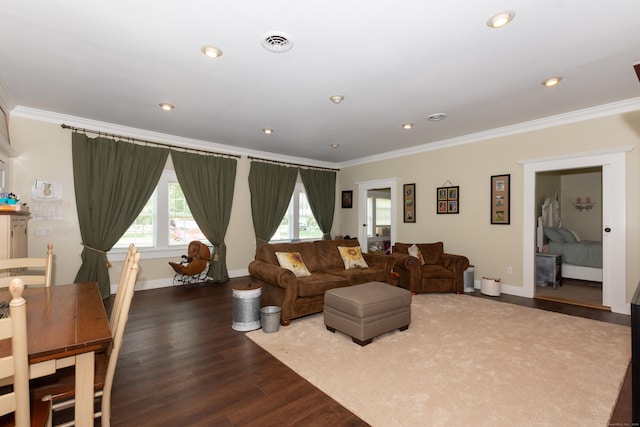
[357,178,397,252]
[521,149,629,314]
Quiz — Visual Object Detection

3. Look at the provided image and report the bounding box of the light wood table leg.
[75,351,95,425]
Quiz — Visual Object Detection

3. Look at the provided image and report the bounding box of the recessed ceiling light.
[201,45,223,58]
[159,103,175,111]
[330,144,340,149]
[427,113,447,122]
[541,76,563,87]
[262,128,274,135]
[487,11,515,28]
[329,95,344,104]
[401,123,414,130]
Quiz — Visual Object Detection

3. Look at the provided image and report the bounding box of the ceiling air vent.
[262,32,293,53]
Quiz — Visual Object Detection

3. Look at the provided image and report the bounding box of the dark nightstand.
[535,253,562,289]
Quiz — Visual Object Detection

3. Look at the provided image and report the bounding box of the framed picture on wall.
[403,183,416,223]
[436,185,459,214]
[342,190,353,208]
[491,174,510,224]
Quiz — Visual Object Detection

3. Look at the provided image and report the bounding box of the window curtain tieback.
[81,242,112,268]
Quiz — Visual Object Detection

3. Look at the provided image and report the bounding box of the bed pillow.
[337,246,370,269]
[275,252,311,277]
[543,227,564,242]
[558,227,578,243]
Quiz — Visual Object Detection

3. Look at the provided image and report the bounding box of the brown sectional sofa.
[391,242,469,293]
[248,239,395,326]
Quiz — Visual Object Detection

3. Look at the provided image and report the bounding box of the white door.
[522,149,628,314]
[357,178,397,252]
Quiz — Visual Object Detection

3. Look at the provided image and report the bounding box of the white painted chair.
[0,244,53,288]
[0,278,51,427]
[32,252,141,427]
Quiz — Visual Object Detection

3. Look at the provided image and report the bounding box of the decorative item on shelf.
[573,196,596,211]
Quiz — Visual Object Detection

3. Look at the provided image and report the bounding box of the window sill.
[108,246,189,262]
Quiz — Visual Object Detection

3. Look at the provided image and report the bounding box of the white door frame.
[357,177,397,252]
[521,148,631,314]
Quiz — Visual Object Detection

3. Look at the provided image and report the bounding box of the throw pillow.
[408,244,426,265]
[275,252,311,277]
[337,246,370,270]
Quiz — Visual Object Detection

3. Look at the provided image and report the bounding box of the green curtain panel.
[72,133,169,298]
[171,150,237,282]
[299,168,336,240]
[248,162,298,247]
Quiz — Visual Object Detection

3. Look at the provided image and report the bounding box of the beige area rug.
[246,294,630,427]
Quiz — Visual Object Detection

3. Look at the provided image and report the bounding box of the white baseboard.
[474,279,531,298]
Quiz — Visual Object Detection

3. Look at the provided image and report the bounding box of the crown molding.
[9,96,640,168]
[338,97,640,168]
[10,106,339,169]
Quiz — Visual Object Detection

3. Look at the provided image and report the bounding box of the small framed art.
[436,185,459,214]
[403,183,416,223]
[342,190,353,208]
[490,174,510,224]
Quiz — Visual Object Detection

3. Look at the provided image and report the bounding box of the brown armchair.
[391,242,469,293]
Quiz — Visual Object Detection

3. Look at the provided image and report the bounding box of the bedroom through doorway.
[534,167,604,309]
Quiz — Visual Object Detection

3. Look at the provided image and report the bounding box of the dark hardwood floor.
[93,278,630,426]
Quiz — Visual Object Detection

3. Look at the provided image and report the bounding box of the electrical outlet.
[507,266,513,274]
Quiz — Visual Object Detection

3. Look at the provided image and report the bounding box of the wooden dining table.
[0,282,112,426]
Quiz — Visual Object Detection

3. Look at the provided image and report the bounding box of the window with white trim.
[114,170,210,250]
[271,183,323,242]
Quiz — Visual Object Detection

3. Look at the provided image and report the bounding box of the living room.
[3,107,639,314]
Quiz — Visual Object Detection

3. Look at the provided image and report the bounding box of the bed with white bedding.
[541,226,603,282]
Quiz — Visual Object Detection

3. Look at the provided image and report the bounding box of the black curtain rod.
[61,124,241,159]
[248,156,339,172]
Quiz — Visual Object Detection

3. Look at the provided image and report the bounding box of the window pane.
[168,182,209,245]
[299,192,323,239]
[114,195,155,248]
[273,199,293,241]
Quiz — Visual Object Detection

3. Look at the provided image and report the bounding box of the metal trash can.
[232,284,262,331]
[260,306,282,333]
[464,265,475,293]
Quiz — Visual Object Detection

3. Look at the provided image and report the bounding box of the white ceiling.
[1,1,640,165]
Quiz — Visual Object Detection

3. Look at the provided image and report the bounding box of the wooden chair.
[31,253,141,427]
[0,278,51,427]
[0,244,53,288]
[109,244,137,332]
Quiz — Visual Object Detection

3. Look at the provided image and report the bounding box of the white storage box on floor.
[481,277,501,296]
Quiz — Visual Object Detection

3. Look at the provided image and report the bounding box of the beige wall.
[6,110,640,305]
[336,111,640,302]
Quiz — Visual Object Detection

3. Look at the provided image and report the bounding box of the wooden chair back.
[0,243,53,288]
[0,278,31,426]
[100,252,140,426]
[109,244,137,331]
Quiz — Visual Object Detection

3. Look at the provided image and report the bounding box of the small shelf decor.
[490,174,510,224]
[573,197,595,211]
[436,184,459,214]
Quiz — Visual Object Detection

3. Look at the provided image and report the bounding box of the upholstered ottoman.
[324,281,412,346]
